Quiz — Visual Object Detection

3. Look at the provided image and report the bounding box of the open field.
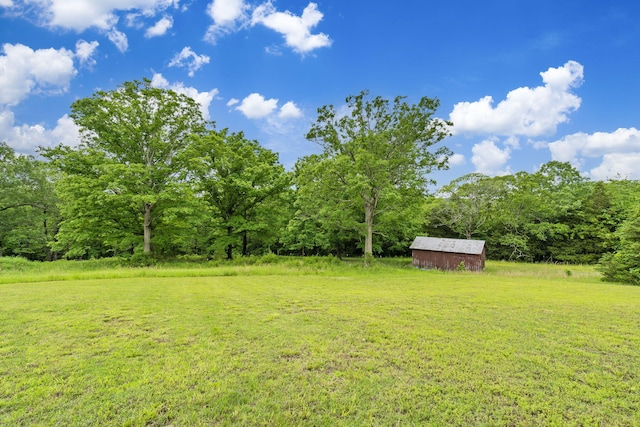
[1,259,639,426]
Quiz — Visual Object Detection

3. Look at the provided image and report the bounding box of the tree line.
[1,79,638,283]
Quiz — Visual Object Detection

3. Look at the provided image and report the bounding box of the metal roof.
[410,236,485,255]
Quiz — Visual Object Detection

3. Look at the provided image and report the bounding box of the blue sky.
[1,0,639,186]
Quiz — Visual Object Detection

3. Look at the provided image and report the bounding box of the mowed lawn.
[1,261,639,426]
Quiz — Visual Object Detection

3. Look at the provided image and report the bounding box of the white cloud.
[548,128,640,162]
[448,153,466,166]
[589,153,640,180]
[547,132,588,164]
[16,0,177,32]
[278,101,302,119]
[0,0,14,7]
[547,127,640,179]
[581,127,640,157]
[504,135,520,149]
[145,14,173,37]
[207,0,246,24]
[8,1,180,51]
[236,93,278,119]
[150,73,218,120]
[75,40,99,67]
[471,138,511,175]
[0,43,76,106]
[258,101,304,136]
[107,28,129,52]
[226,98,239,107]
[251,2,331,54]
[49,114,81,147]
[204,0,248,43]
[0,110,79,154]
[168,47,210,77]
[450,61,583,137]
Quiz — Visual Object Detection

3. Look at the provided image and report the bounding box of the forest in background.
[1,80,639,284]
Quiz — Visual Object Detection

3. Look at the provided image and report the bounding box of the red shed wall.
[412,248,485,271]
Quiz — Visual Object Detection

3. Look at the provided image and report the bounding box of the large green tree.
[44,78,208,256]
[190,130,291,260]
[306,91,451,260]
[428,173,504,240]
[599,205,640,285]
[283,154,361,257]
[0,143,59,260]
[484,162,588,261]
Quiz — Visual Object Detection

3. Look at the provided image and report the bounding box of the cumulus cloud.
[145,14,173,37]
[236,93,278,119]
[0,110,80,154]
[234,94,303,121]
[8,1,180,50]
[168,47,210,77]
[448,153,466,166]
[75,40,99,67]
[150,73,218,120]
[204,0,248,43]
[13,0,177,31]
[251,2,331,54]
[471,138,512,175]
[547,127,640,180]
[278,101,302,119]
[0,43,76,106]
[450,61,584,137]
[589,153,640,180]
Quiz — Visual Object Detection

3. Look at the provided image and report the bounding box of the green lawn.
[1,260,638,426]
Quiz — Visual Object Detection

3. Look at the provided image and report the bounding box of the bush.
[598,252,640,286]
[127,252,157,267]
[259,253,280,264]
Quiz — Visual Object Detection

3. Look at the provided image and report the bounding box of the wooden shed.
[410,236,486,271]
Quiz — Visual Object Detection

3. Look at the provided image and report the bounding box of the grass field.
[1,258,639,426]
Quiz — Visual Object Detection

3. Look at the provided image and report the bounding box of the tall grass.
[0,256,602,284]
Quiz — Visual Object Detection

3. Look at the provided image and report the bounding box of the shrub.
[127,252,156,267]
[259,253,280,264]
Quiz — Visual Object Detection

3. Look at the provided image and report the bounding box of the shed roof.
[410,236,485,255]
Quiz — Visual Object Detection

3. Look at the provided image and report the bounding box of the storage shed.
[410,236,486,271]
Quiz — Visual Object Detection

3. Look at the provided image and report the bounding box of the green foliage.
[0,143,60,260]
[424,161,639,265]
[188,130,291,260]
[42,78,209,257]
[429,172,503,240]
[598,206,640,285]
[304,90,452,258]
[0,256,34,271]
[3,76,640,269]
[282,154,361,257]
[126,251,157,267]
[258,252,280,264]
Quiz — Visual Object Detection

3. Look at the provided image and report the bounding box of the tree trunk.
[43,215,52,262]
[226,225,233,260]
[143,202,152,253]
[364,195,377,263]
[242,230,248,256]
